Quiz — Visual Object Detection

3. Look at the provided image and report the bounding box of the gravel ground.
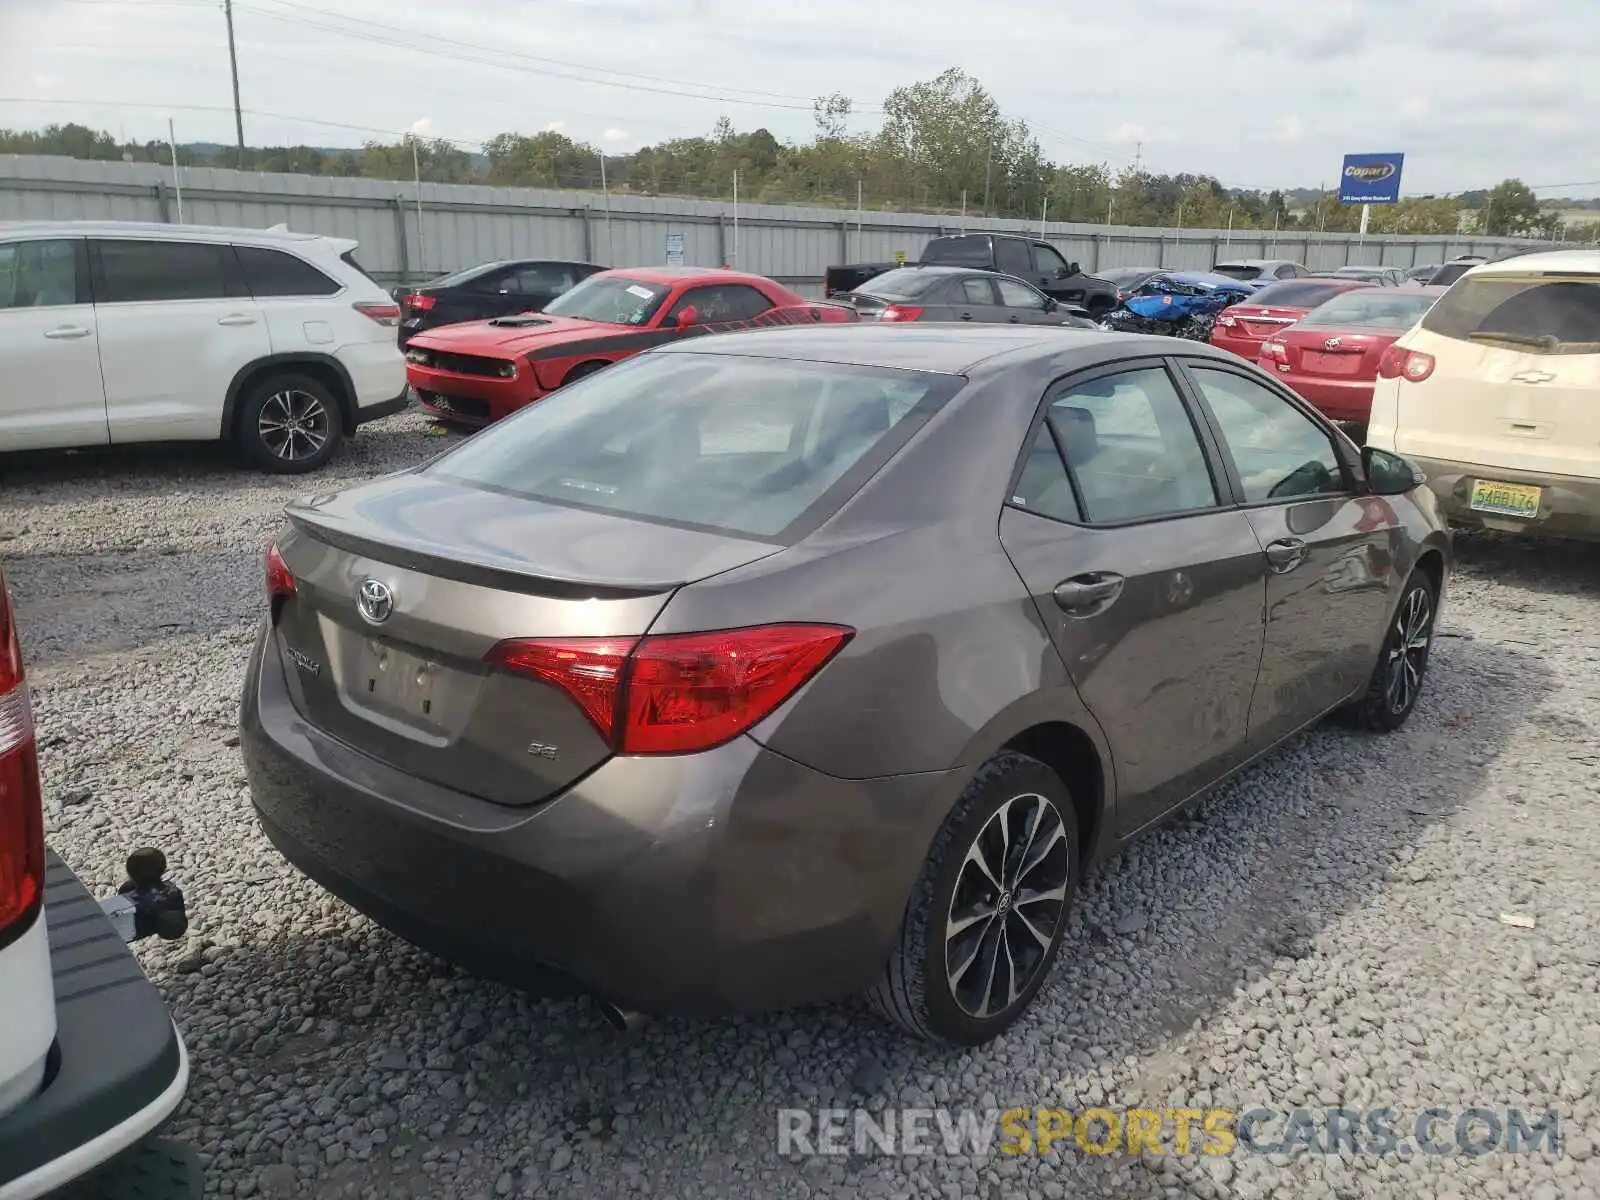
[3,416,1598,1200]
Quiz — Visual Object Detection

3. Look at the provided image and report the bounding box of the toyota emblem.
[356,578,395,625]
[1324,337,1342,350]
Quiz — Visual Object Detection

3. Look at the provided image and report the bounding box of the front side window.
[1421,274,1600,353]
[666,284,773,325]
[0,240,79,310]
[1032,243,1068,276]
[234,245,340,297]
[1188,367,1346,503]
[542,275,670,326]
[996,278,1046,309]
[93,239,245,303]
[1037,367,1218,523]
[428,353,955,539]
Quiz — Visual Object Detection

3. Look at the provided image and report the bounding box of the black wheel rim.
[944,792,1070,1020]
[1385,586,1433,715]
[259,389,330,461]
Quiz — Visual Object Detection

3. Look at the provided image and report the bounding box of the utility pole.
[224,0,245,166]
[1133,141,1142,176]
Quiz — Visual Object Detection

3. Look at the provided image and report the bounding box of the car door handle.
[958,312,974,321]
[217,314,258,327]
[1053,572,1125,613]
[1008,314,1021,323]
[1265,537,1308,573]
[43,325,91,340]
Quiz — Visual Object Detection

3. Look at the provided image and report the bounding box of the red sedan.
[1209,278,1370,360]
[1257,285,1446,427]
[405,267,855,426]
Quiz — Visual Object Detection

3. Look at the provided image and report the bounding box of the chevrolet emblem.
[1512,370,1555,384]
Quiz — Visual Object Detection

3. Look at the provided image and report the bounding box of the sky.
[2,0,1598,197]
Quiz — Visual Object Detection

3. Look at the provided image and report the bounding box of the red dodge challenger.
[404,266,856,425]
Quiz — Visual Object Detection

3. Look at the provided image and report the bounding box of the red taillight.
[484,623,853,756]
[266,543,296,618]
[0,578,44,949]
[405,293,436,312]
[878,305,924,323]
[354,301,402,327]
[1261,340,1287,360]
[1378,345,1435,382]
[1216,313,1237,327]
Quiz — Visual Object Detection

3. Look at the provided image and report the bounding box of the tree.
[1476,179,1541,236]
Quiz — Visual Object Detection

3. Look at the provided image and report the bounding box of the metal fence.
[0,154,1560,298]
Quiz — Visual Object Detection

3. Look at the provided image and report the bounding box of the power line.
[243,0,834,106]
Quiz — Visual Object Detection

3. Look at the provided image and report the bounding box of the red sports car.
[1209,277,1369,360]
[404,266,855,425]
[1257,285,1446,427]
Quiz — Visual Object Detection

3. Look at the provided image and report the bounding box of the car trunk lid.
[1228,304,1305,341]
[268,472,784,806]
[1279,325,1393,378]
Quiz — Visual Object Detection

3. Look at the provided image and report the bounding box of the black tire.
[236,372,345,474]
[1342,569,1437,732]
[867,751,1078,1046]
[561,360,609,388]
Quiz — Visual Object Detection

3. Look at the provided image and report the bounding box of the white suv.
[1368,249,1600,543]
[0,221,408,473]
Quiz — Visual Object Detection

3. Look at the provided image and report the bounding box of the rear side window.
[0,239,80,309]
[995,240,1033,277]
[234,245,340,297]
[429,353,957,540]
[504,265,578,296]
[92,239,246,303]
[1421,275,1600,353]
[1249,280,1357,308]
[339,250,380,286]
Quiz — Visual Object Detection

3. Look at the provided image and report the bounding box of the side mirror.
[671,305,698,328]
[1042,296,1058,312]
[1363,446,1426,495]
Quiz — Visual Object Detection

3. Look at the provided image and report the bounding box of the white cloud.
[2,0,1596,193]
[408,117,433,138]
[544,120,566,132]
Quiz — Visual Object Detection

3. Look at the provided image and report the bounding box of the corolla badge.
[357,578,395,625]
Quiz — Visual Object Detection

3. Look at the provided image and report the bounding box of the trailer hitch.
[99,848,189,944]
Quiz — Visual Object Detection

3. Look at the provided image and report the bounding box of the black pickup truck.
[825,233,1119,315]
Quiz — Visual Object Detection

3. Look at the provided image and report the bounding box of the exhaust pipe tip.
[596,999,651,1033]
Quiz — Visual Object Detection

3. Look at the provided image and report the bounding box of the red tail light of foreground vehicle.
[0,577,45,952]
[486,624,854,755]
[353,301,402,327]
[1378,345,1436,382]
[877,305,925,323]
[265,542,296,619]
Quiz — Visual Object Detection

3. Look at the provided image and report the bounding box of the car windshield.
[428,352,958,539]
[1248,280,1356,308]
[542,275,671,325]
[1421,274,1600,353]
[853,268,949,300]
[1211,263,1263,280]
[1300,290,1438,330]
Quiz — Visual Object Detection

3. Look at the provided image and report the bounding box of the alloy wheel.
[944,792,1071,1020]
[1385,587,1433,715]
[258,389,331,462]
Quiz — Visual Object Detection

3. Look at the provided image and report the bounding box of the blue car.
[1101,271,1253,339]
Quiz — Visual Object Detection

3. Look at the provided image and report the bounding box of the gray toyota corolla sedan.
[241,324,1450,1046]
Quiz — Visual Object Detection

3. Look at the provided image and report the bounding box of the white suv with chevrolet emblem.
[1367,249,1600,543]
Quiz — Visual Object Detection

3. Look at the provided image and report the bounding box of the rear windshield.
[852,268,948,300]
[923,236,992,267]
[428,352,959,539]
[542,275,670,325]
[1300,290,1438,330]
[1427,263,1475,287]
[1211,263,1263,280]
[1099,267,1157,288]
[1248,280,1356,308]
[1421,274,1600,353]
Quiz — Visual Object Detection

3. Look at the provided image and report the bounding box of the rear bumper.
[239,625,949,1016]
[1268,372,1375,423]
[336,341,407,411]
[1409,455,1600,542]
[354,390,410,426]
[0,856,190,1200]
